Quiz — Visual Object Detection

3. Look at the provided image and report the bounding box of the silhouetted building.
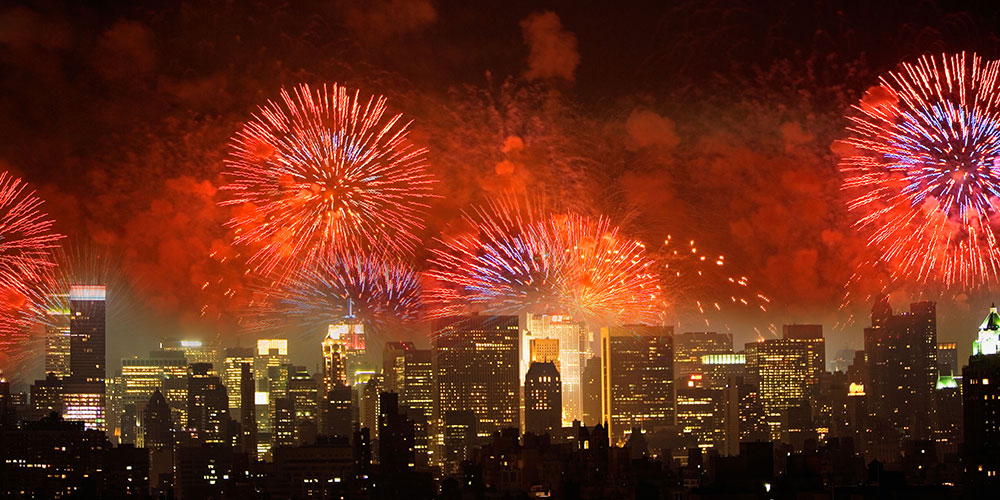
[145,389,174,490]
[521,313,589,424]
[240,362,257,456]
[30,373,63,415]
[964,304,1000,490]
[273,396,296,448]
[865,297,937,461]
[322,386,353,439]
[582,356,602,427]
[525,361,562,435]
[600,325,674,443]
[379,392,415,474]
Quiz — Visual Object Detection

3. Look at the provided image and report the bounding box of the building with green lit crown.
[964,304,1000,490]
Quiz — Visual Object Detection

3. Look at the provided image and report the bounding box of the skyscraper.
[324,301,368,387]
[524,361,562,435]
[673,332,734,379]
[224,347,254,419]
[64,285,107,431]
[383,341,413,393]
[582,357,602,426]
[521,313,588,424]
[255,338,289,382]
[752,324,824,442]
[864,297,937,461]
[600,325,674,443]
[963,304,1000,490]
[435,315,520,439]
[44,322,71,380]
[240,362,257,456]
[938,342,959,376]
[186,363,230,445]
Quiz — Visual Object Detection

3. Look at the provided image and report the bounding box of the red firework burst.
[220,83,436,277]
[427,198,664,325]
[841,52,1000,288]
[0,172,64,365]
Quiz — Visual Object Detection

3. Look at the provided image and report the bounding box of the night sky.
[4,0,1000,378]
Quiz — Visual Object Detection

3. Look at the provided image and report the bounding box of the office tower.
[360,374,383,439]
[435,315,520,439]
[864,297,937,461]
[676,373,723,451]
[673,332,734,379]
[323,330,349,392]
[224,347,254,419]
[273,397,296,448]
[524,361,562,435]
[934,369,962,456]
[288,366,319,444]
[699,354,747,389]
[521,313,588,425]
[45,324,72,380]
[240,363,257,456]
[383,341,413,393]
[321,386,353,438]
[938,342,959,376]
[379,392,415,474]
[120,350,188,413]
[62,285,107,431]
[255,338,289,382]
[530,338,560,367]
[161,339,221,369]
[398,348,433,467]
[30,372,64,415]
[443,410,478,475]
[582,357,601,426]
[186,363,230,445]
[964,303,1000,488]
[600,325,674,443]
[752,324,824,442]
[145,389,174,490]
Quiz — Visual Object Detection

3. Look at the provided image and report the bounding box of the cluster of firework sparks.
[7,51,1000,367]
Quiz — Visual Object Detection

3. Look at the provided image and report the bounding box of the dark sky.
[3,0,1000,378]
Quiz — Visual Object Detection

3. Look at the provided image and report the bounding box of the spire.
[980,303,1000,332]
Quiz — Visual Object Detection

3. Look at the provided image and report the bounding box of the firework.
[0,172,64,364]
[220,83,436,277]
[251,253,423,332]
[841,52,1000,288]
[427,198,664,325]
[656,235,771,332]
[37,244,131,327]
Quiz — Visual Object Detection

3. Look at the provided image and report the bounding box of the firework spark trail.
[36,245,131,328]
[427,198,664,325]
[0,172,64,364]
[841,52,1000,288]
[220,83,436,278]
[656,235,770,330]
[247,252,423,333]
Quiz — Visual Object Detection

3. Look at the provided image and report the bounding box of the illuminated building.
[524,361,562,436]
[240,363,257,456]
[963,303,1000,488]
[223,347,254,419]
[30,372,64,414]
[392,346,434,467]
[273,397,296,448]
[435,315,520,440]
[864,298,937,461]
[676,373,723,451]
[600,325,674,443]
[288,366,319,444]
[360,373,383,439]
[186,363,231,445]
[938,342,959,376]
[161,338,221,370]
[323,300,368,387]
[522,313,588,425]
[674,332,734,379]
[255,338,289,382]
[383,341,412,393]
[582,357,601,426]
[751,324,824,442]
[121,351,188,409]
[44,324,71,380]
[65,285,106,431]
[699,354,746,389]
